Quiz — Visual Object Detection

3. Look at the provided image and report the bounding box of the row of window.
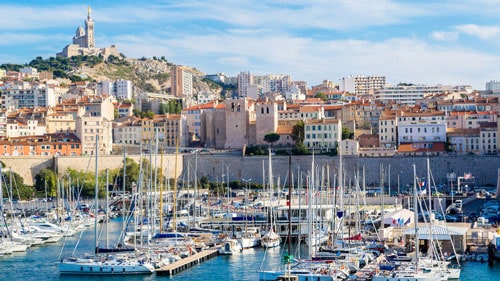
[305,125,337,131]
[404,127,441,133]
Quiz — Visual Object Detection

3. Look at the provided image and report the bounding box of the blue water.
[0,219,498,281]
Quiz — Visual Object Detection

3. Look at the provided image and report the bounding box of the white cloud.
[455,24,500,40]
[430,31,458,41]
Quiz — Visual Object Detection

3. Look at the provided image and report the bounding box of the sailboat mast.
[268,149,273,230]
[94,135,99,255]
[122,146,126,234]
[413,164,419,272]
[159,148,164,232]
[105,168,109,249]
[427,158,433,259]
[287,154,292,256]
[172,134,179,233]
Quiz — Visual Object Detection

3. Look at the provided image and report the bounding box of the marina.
[156,248,219,276]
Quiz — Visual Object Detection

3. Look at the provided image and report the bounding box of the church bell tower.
[85,6,95,48]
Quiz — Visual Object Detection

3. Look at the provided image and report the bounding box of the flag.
[419,180,427,195]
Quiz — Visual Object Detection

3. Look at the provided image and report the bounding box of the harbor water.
[0,219,499,281]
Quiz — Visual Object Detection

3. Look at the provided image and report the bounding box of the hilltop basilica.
[57,7,119,59]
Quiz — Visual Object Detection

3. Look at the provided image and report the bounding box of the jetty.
[156,248,219,276]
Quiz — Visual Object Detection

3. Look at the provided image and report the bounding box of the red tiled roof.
[397,142,445,153]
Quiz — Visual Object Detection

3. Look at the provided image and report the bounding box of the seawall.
[0,153,498,188]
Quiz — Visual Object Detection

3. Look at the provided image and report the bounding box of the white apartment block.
[113,122,142,145]
[397,111,447,146]
[197,91,217,105]
[379,114,398,148]
[303,118,342,150]
[171,66,193,98]
[375,85,455,105]
[479,122,497,155]
[260,74,291,94]
[0,113,6,138]
[97,80,114,95]
[6,119,46,137]
[115,79,133,100]
[97,80,132,100]
[339,75,386,95]
[76,115,113,155]
[284,84,306,101]
[2,82,57,109]
[486,80,500,91]
[237,71,254,97]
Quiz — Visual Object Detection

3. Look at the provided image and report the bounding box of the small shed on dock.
[403,223,468,255]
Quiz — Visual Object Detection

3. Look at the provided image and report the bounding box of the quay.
[156,248,219,276]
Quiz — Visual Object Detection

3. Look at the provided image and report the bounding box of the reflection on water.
[0,218,497,281]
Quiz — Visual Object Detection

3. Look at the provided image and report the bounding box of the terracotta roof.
[397,142,445,153]
[276,124,293,135]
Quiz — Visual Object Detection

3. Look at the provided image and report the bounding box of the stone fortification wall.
[55,154,183,180]
[0,156,53,186]
[1,153,498,189]
[183,154,500,190]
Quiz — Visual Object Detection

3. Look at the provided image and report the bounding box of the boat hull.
[58,259,154,275]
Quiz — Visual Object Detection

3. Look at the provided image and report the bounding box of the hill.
[1,55,226,97]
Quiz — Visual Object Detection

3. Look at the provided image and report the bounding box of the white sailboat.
[261,149,281,248]
[59,136,154,275]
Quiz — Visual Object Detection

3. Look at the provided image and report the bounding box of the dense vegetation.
[0,54,128,83]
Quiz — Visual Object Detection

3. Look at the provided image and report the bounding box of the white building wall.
[115,79,133,100]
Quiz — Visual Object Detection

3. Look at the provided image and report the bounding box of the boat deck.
[155,248,219,276]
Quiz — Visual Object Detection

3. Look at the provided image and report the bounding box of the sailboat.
[372,164,446,281]
[259,155,349,281]
[261,149,281,248]
[58,136,155,275]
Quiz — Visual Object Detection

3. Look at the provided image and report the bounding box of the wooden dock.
[156,248,219,276]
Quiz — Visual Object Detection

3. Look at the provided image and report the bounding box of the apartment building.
[237,71,254,98]
[375,85,456,105]
[0,133,81,156]
[171,65,194,108]
[113,116,142,146]
[378,110,398,148]
[75,114,113,155]
[446,111,497,129]
[2,81,57,109]
[6,118,46,137]
[303,118,341,150]
[339,75,385,95]
[397,110,447,154]
[45,112,75,134]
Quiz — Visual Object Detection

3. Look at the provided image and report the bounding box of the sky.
[1,0,500,90]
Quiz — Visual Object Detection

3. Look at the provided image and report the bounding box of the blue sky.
[1,0,500,90]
